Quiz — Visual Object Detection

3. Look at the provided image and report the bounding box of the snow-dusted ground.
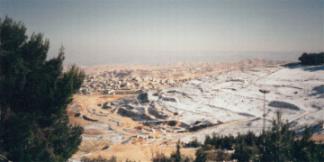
[70,64,324,161]
[148,64,324,142]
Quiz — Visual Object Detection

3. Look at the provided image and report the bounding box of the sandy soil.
[68,94,193,161]
[68,63,324,162]
[83,144,196,162]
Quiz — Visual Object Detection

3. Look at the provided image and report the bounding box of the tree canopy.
[0,17,85,162]
[299,52,324,65]
[194,112,324,162]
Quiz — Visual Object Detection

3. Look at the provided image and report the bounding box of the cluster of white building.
[79,60,272,95]
[79,69,185,95]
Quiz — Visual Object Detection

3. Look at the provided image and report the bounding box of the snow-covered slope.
[148,65,324,141]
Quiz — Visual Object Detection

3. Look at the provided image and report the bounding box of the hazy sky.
[1,0,323,65]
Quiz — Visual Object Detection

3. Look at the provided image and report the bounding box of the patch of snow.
[150,65,324,141]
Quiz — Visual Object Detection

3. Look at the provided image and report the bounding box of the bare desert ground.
[68,60,324,161]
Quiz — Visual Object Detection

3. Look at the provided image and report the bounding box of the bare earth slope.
[69,62,324,161]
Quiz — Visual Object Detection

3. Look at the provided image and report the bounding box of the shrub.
[194,112,324,162]
[299,52,324,65]
[81,156,117,162]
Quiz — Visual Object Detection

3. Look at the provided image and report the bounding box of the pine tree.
[0,17,84,162]
[197,111,324,162]
[171,141,182,162]
[194,149,207,162]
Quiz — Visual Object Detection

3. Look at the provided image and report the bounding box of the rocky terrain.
[78,59,279,95]
[68,61,324,161]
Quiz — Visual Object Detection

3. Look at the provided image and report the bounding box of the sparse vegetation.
[184,138,201,148]
[152,141,192,162]
[137,91,149,104]
[192,112,324,162]
[81,156,117,162]
[0,17,84,162]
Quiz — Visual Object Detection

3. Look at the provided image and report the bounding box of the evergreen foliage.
[171,141,182,162]
[299,52,324,65]
[194,112,324,162]
[184,138,201,148]
[0,17,85,162]
[152,142,192,162]
[81,156,117,162]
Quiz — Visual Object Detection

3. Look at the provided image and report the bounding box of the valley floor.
[69,63,324,162]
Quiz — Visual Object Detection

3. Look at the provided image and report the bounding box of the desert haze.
[1,0,324,162]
